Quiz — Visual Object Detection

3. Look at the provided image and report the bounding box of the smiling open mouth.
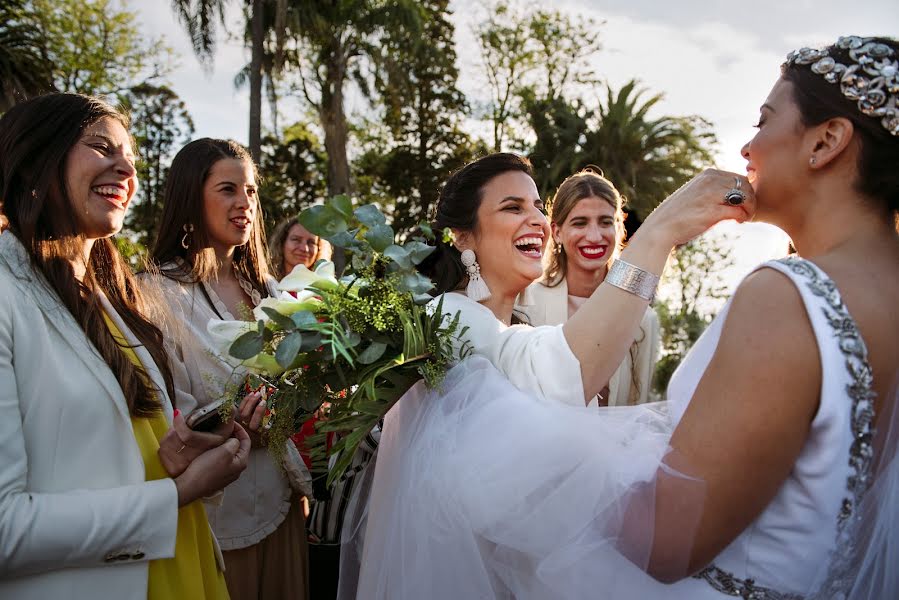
[514,236,543,258]
[92,185,126,206]
[230,216,251,229]
[578,245,608,259]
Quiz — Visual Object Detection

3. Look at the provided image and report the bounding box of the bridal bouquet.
[210,196,466,482]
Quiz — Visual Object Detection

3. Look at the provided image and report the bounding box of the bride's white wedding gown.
[341,257,892,599]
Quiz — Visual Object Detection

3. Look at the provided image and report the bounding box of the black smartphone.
[186,398,229,432]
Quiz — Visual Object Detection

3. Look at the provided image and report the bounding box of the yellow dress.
[103,313,230,600]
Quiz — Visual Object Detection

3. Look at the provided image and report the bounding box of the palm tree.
[579,80,717,220]
[284,0,421,197]
[170,0,287,160]
[0,0,54,112]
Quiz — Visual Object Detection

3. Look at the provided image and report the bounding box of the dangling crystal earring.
[554,240,563,256]
[460,248,491,301]
[181,223,194,250]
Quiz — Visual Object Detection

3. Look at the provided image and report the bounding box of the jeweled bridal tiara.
[786,36,899,137]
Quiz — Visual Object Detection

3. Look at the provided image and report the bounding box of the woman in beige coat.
[522,169,660,406]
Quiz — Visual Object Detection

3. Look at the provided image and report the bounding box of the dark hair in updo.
[782,36,899,213]
[417,153,534,295]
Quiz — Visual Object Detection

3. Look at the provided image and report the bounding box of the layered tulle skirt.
[339,356,706,599]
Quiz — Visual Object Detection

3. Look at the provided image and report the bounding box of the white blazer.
[520,278,661,406]
[0,233,180,600]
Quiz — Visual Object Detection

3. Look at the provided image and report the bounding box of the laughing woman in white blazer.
[522,169,660,406]
[0,94,249,600]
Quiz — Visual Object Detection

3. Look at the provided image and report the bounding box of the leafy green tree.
[521,92,588,200]
[120,83,195,246]
[474,0,602,152]
[281,0,421,197]
[357,0,483,234]
[521,6,602,104]
[0,0,54,111]
[525,80,717,224]
[653,233,734,395]
[474,0,535,152]
[31,0,172,97]
[257,121,328,231]
[171,0,288,160]
[578,80,717,220]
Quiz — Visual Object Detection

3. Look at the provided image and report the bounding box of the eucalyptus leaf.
[354,204,386,228]
[405,240,436,265]
[330,194,354,220]
[328,229,360,249]
[418,222,434,240]
[299,332,324,351]
[365,224,394,252]
[344,331,362,348]
[262,307,297,331]
[357,341,388,365]
[383,244,412,269]
[291,310,319,329]
[275,331,303,368]
[229,331,264,360]
[398,271,435,295]
[300,204,348,237]
[352,253,373,272]
[297,386,325,412]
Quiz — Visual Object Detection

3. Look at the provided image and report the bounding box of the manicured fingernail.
[173,409,180,417]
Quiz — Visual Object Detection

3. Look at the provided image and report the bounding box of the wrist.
[174,475,196,508]
[628,220,676,260]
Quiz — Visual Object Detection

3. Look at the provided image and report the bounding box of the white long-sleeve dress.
[346,258,890,600]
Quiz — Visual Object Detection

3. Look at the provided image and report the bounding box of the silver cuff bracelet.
[605,259,659,302]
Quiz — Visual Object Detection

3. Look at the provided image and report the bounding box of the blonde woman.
[522,169,660,405]
[268,216,331,279]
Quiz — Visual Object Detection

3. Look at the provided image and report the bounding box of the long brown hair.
[545,169,645,403]
[268,215,332,279]
[543,168,626,287]
[150,138,271,293]
[0,93,175,416]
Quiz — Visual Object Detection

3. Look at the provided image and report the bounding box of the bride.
[343,36,898,599]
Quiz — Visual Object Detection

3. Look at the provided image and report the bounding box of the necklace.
[232,263,263,307]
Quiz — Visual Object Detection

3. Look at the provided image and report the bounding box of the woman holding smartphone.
[146,138,310,600]
[0,94,248,599]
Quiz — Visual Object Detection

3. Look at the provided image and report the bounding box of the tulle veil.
[336,360,898,599]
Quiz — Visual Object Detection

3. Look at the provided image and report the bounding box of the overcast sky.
[129,0,899,292]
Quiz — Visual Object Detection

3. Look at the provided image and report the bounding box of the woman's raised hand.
[173,423,252,507]
[158,409,236,478]
[639,169,756,248]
